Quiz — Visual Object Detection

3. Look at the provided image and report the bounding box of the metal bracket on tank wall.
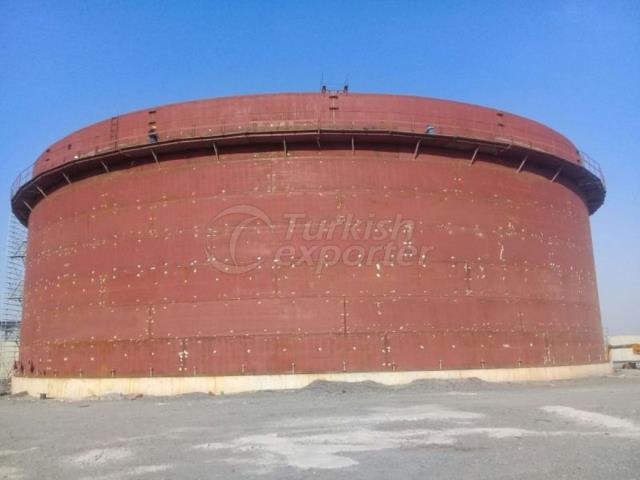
[517,155,529,173]
[212,142,219,160]
[413,139,422,159]
[35,186,47,198]
[469,146,480,165]
[150,150,159,165]
[100,161,110,173]
[62,172,72,185]
[551,166,563,182]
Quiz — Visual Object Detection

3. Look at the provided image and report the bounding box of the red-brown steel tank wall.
[31,93,582,177]
[17,143,604,378]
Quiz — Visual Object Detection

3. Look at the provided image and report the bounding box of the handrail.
[10,119,606,200]
[578,150,606,190]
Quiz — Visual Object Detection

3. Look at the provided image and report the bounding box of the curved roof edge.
[11,92,606,224]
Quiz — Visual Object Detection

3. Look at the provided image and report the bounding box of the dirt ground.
[1,371,639,479]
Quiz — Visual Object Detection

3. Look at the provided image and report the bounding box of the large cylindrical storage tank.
[11,92,608,398]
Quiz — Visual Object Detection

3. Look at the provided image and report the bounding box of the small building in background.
[609,335,640,368]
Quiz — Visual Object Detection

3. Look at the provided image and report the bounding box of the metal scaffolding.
[0,215,25,384]
[1,214,26,341]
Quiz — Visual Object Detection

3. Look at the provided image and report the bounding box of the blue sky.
[0,0,638,334]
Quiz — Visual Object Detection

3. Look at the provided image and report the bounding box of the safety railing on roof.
[10,118,605,199]
[578,150,606,191]
[10,166,32,201]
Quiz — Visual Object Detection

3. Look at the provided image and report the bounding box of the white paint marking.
[275,404,484,430]
[192,405,532,471]
[0,447,37,456]
[78,464,171,480]
[0,466,24,480]
[67,447,132,468]
[195,426,542,471]
[192,404,640,472]
[541,406,640,434]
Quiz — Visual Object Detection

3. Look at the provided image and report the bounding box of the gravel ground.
[1,372,639,479]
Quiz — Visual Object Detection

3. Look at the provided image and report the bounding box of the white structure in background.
[0,340,19,382]
[608,335,640,367]
[0,214,26,384]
